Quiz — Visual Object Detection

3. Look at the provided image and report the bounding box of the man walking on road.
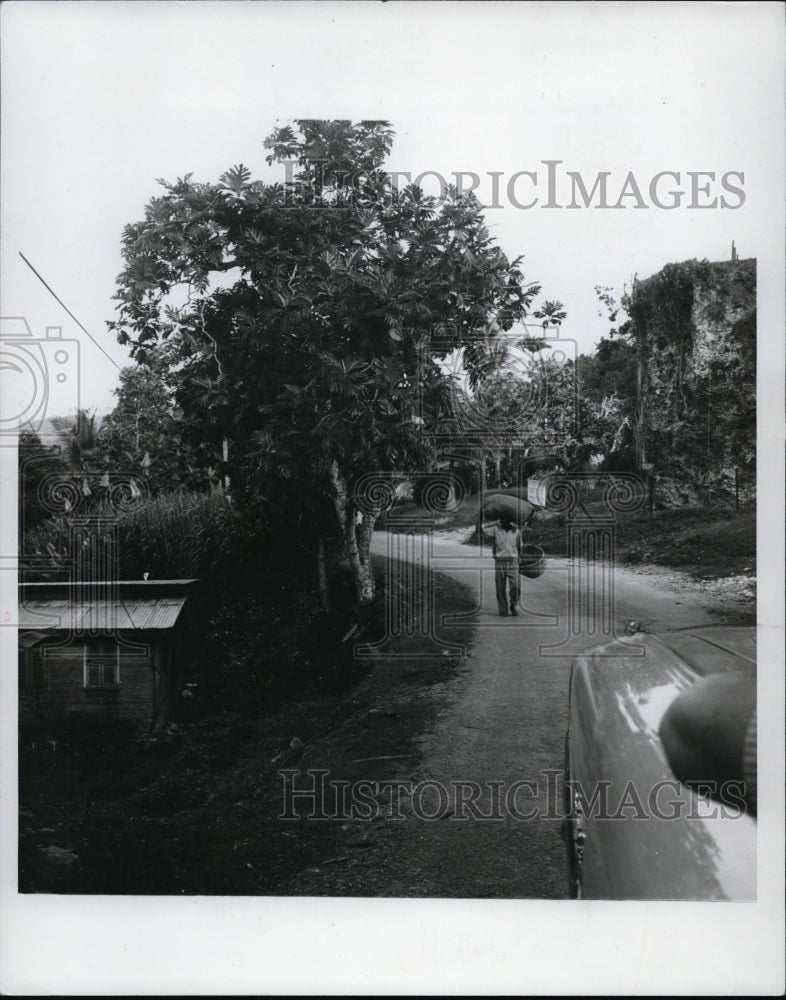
[483,514,522,616]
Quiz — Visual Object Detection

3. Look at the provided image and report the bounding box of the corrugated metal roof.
[19,597,188,630]
[18,583,194,632]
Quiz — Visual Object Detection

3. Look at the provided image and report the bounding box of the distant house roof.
[18,580,198,632]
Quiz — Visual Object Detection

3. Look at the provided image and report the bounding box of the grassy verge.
[514,506,756,579]
[384,491,755,580]
[19,557,477,895]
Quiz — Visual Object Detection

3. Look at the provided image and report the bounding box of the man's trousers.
[495,558,519,614]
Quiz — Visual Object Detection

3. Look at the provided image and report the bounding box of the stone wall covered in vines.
[628,258,756,506]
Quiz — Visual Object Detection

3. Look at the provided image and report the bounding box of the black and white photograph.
[1,1,784,994]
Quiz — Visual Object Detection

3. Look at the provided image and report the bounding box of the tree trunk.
[329,459,378,605]
[355,510,379,605]
[635,317,648,471]
[317,535,331,615]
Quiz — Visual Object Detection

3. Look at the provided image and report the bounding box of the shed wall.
[20,640,155,724]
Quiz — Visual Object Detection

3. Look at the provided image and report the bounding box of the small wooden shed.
[18,580,198,731]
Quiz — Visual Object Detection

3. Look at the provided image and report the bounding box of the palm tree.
[51,408,104,472]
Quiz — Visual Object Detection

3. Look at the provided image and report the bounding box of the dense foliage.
[99,347,207,493]
[106,120,542,603]
[18,431,68,534]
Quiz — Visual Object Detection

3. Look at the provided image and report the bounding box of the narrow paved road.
[356,531,721,898]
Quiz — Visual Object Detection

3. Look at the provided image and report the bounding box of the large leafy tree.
[100,345,204,494]
[108,120,539,603]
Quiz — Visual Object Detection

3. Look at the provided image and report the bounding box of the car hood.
[567,626,756,900]
[575,627,755,733]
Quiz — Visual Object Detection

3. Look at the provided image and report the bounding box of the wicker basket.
[519,544,546,579]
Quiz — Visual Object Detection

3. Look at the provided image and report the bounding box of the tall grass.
[113,493,240,581]
[22,492,244,584]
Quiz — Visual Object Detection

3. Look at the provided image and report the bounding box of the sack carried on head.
[482,493,536,527]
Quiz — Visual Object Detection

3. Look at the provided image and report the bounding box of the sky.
[1,1,783,419]
[1,2,784,995]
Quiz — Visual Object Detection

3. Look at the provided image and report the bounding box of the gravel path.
[293,532,730,898]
